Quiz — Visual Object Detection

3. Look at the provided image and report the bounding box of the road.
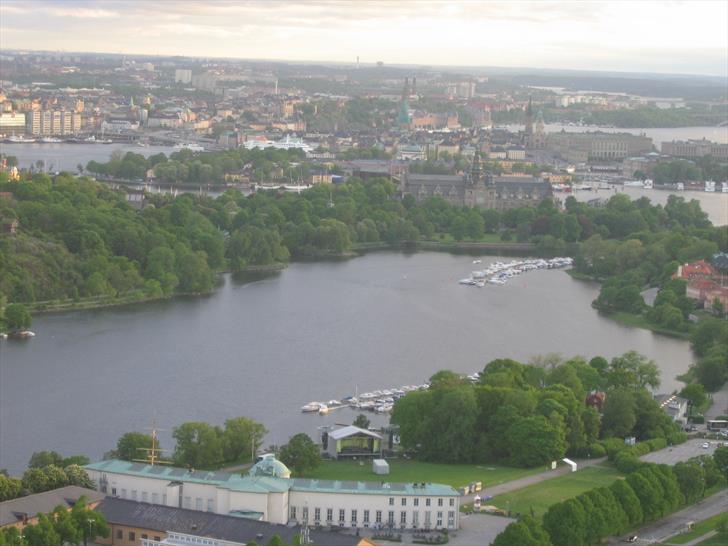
[640,439,722,465]
[607,489,728,544]
[706,383,728,420]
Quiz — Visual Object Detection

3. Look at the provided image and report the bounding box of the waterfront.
[572,186,728,226]
[0,251,694,474]
[505,124,728,145]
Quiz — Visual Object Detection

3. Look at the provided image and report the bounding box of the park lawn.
[489,465,623,518]
[665,512,728,545]
[301,459,546,489]
[695,535,728,546]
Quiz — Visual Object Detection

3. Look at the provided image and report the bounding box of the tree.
[542,498,587,546]
[679,384,707,409]
[115,432,156,461]
[64,465,94,489]
[673,461,705,504]
[172,422,224,468]
[71,496,109,546]
[28,451,63,469]
[51,505,82,546]
[601,389,636,438]
[22,468,50,493]
[492,515,553,546]
[353,414,370,429]
[609,479,643,526]
[24,514,60,546]
[0,474,22,501]
[5,303,31,331]
[626,470,661,522]
[714,446,728,484]
[507,416,566,467]
[606,352,660,390]
[278,434,320,476]
[222,417,267,463]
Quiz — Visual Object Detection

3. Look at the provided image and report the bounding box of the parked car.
[701,442,710,449]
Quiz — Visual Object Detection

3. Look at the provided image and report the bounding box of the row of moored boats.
[301,384,431,415]
[459,257,573,287]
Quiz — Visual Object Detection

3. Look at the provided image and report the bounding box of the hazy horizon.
[1,0,727,78]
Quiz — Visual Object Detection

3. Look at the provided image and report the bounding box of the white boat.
[623,180,644,187]
[676,182,684,191]
[174,143,205,152]
[721,182,728,193]
[40,137,63,143]
[301,402,324,412]
[705,181,716,192]
[4,135,36,143]
[472,259,482,264]
[318,404,329,415]
[643,179,653,189]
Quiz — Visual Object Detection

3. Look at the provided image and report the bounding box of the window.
[302,507,308,522]
[375,510,382,524]
[141,491,148,502]
[116,530,123,539]
[290,506,297,520]
[424,512,431,528]
[449,498,454,507]
[141,535,148,540]
[111,487,117,496]
[436,511,443,527]
[154,538,161,542]
[437,498,443,507]
[363,510,370,523]
[121,489,127,498]
[183,496,191,509]
[414,498,419,507]
[207,499,214,512]
[401,498,406,506]
[151,493,158,504]
[425,498,431,507]
[129,532,136,542]
[195,498,203,511]
[339,509,345,523]
[388,511,394,525]
[351,509,357,525]
[389,497,394,506]
[131,490,137,500]
[448,511,455,528]
[314,508,321,523]
[400,511,407,524]
[326,508,333,523]
[412,511,419,527]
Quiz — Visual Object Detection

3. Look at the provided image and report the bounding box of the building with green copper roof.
[85,458,459,530]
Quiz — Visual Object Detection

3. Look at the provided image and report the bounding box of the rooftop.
[86,460,458,497]
[95,498,360,546]
[0,486,105,527]
[329,426,383,441]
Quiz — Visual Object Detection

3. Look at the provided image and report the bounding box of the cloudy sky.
[1,0,727,76]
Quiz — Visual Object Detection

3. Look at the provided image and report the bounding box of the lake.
[0,251,694,474]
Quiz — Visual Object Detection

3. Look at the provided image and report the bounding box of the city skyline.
[1,0,727,77]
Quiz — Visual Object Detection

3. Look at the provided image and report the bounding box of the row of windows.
[115,530,161,542]
[112,488,167,505]
[290,507,456,528]
[387,497,453,507]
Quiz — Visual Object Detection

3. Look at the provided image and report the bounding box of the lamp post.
[84,518,93,546]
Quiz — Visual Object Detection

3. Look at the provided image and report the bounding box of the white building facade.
[85,458,459,531]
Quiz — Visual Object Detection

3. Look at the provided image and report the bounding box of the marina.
[459,257,573,287]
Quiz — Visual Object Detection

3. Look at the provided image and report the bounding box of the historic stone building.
[400,153,552,210]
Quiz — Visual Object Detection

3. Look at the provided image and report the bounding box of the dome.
[249,456,291,479]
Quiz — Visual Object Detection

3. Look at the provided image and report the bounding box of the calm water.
[0,252,693,474]
[573,186,728,226]
[0,143,178,170]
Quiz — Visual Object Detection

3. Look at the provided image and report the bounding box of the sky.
[1,0,727,76]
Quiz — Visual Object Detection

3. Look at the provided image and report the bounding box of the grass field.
[695,534,727,546]
[488,465,623,518]
[301,459,547,489]
[664,512,728,545]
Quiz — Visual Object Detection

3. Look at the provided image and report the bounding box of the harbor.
[458,257,574,287]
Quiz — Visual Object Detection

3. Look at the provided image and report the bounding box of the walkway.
[460,456,607,504]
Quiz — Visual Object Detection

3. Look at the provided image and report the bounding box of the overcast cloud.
[1,0,726,76]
